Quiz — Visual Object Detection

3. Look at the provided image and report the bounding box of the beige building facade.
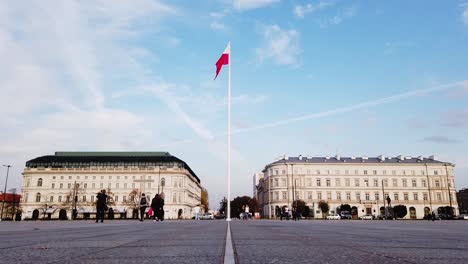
[21,152,202,220]
[256,155,458,219]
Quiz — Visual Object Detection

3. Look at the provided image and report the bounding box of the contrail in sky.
[155,80,467,147]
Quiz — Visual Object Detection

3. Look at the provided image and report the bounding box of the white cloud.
[256,24,301,65]
[320,5,357,27]
[463,5,468,24]
[210,22,226,31]
[232,0,279,11]
[294,1,334,18]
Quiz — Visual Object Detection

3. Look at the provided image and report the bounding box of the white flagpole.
[227,41,232,221]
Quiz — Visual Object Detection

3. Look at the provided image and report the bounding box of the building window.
[435,180,440,187]
[49,196,54,202]
[403,193,408,201]
[307,179,312,186]
[93,176,96,180]
[373,170,377,175]
[100,183,104,188]
[326,179,331,187]
[421,170,425,175]
[365,193,370,200]
[373,179,378,187]
[91,196,94,202]
[307,192,313,199]
[282,170,285,175]
[375,193,379,201]
[345,178,350,187]
[337,192,341,200]
[383,179,388,187]
[422,180,427,187]
[316,179,321,186]
[115,196,118,202]
[316,170,320,175]
[335,170,340,175]
[383,170,387,175]
[83,196,87,202]
[24,193,28,202]
[51,183,55,189]
[69,176,72,180]
[274,192,279,200]
[402,179,407,187]
[392,170,396,175]
[392,179,398,187]
[60,183,63,189]
[423,193,428,201]
[411,170,415,175]
[434,170,438,175]
[92,183,95,188]
[412,179,417,187]
[108,183,111,188]
[356,193,361,201]
[345,170,349,174]
[326,192,331,200]
[36,193,41,202]
[274,178,278,187]
[37,178,43,187]
[123,196,127,202]
[437,193,442,201]
[394,193,399,201]
[317,192,322,200]
[84,183,87,189]
[346,192,351,200]
[275,170,278,175]
[335,179,341,187]
[413,193,418,200]
[68,183,71,189]
[77,176,80,180]
[116,183,119,189]
[282,192,287,200]
[364,170,368,175]
[402,170,406,175]
[282,179,286,186]
[354,179,360,187]
[58,196,62,202]
[354,170,358,175]
[364,179,369,187]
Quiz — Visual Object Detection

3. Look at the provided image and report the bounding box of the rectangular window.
[326,192,331,200]
[393,179,398,187]
[282,179,286,186]
[335,170,340,175]
[346,192,351,200]
[437,193,442,201]
[337,192,341,200]
[275,170,278,175]
[85,176,88,179]
[83,196,86,202]
[392,170,396,175]
[354,179,360,187]
[307,179,312,186]
[326,179,331,187]
[354,170,358,175]
[365,193,370,200]
[375,193,379,201]
[51,183,55,189]
[123,196,127,202]
[84,183,87,189]
[60,183,63,189]
[115,196,118,202]
[124,183,127,188]
[345,170,349,174]
[356,193,361,201]
[402,179,407,187]
[100,183,104,188]
[403,193,408,201]
[316,179,321,186]
[421,170,425,175]
[422,180,427,187]
[132,183,135,188]
[364,170,368,175]
[282,170,285,175]
[402,170,406,175]
[423,193,428,201]
[92,183,95,188]
[435,180,440,187]
[413,193,418,200]
[53,176,56,180]
[316,170,320,175]
[93,176,96,180]
[58,196,62,202]
[108,183,111,188]
[411,170,415,175]
[91,196,94,202]
[383,170,387,175]
[434,170,438,175]
[68,183,71,189]
[317,192,322,200]
[282,192,287,200]
[394,193,399,201]
[307,192,313,199]
[274,178,278,187]
[374,179,379,187]
[383,179,388,187]
[373,170,377,175]
[345,178,350,187]
[335,179,341,187]
[412,180,417,187]
[50,196,54,202]
[364,179,369,187]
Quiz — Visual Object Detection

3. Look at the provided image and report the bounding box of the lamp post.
[1,165,12,221]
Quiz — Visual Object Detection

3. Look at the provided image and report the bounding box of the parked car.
[340,213,352,219]
[359,215,373,220]
[326,214,341,220]
[458,214,468,220]
[214,214,226,220]
[200,213,214,220]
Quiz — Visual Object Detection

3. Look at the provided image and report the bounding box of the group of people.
[279,206,301,221]
[139,193,165,222]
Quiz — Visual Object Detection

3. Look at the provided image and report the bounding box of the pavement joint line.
[223,222,236,264]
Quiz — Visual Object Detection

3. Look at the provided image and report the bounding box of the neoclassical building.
[21,152,202,220]
[255,155,458,219]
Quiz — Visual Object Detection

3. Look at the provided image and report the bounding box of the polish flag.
[214,42,230,80]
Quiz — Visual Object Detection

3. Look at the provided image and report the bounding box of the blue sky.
[1,0,468,209]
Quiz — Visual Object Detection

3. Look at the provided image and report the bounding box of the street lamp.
[1,165,12,221]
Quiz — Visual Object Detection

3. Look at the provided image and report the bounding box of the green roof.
[55,152,170,157]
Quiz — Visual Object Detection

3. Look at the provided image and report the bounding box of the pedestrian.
[285,207,290,220]
[151,194,161,221]
[431,212,436,222]
[244,205,249,220]
[159,193,165,221]
[96,189,108,223]
[194,204,201,220]
[139,193,148,222]
[280,207,284,221]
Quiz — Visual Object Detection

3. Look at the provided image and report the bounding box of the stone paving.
[0,219,467,264]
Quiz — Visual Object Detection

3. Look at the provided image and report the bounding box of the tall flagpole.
[227,41,232,221]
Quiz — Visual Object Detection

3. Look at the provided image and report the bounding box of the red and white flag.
[214,42,230,79]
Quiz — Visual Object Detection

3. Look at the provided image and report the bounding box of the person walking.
[194,205,201,220]
[139,193,148,222]
[159,193,165,221]
[96,189,108,223]
[244,205,249,220]
[151,194,161,221]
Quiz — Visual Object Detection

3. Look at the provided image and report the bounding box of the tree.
[393,205,407,219]
[201,187,209,212]
[230,196,258,219]
[304,206,311,218]
[318,201,329,218]
[338,204,351,214]
[219,197,227,215]
[293,199,306,215]
[124,189,141,218]
[62,182,89,219]
[438,206,455,218]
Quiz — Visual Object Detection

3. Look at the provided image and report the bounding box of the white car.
[458,214,468,220]
[326,214,341,220]
[359,215,373,220]
[200,213,214,220]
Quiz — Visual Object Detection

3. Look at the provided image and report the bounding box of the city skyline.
[1,0,468,208]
